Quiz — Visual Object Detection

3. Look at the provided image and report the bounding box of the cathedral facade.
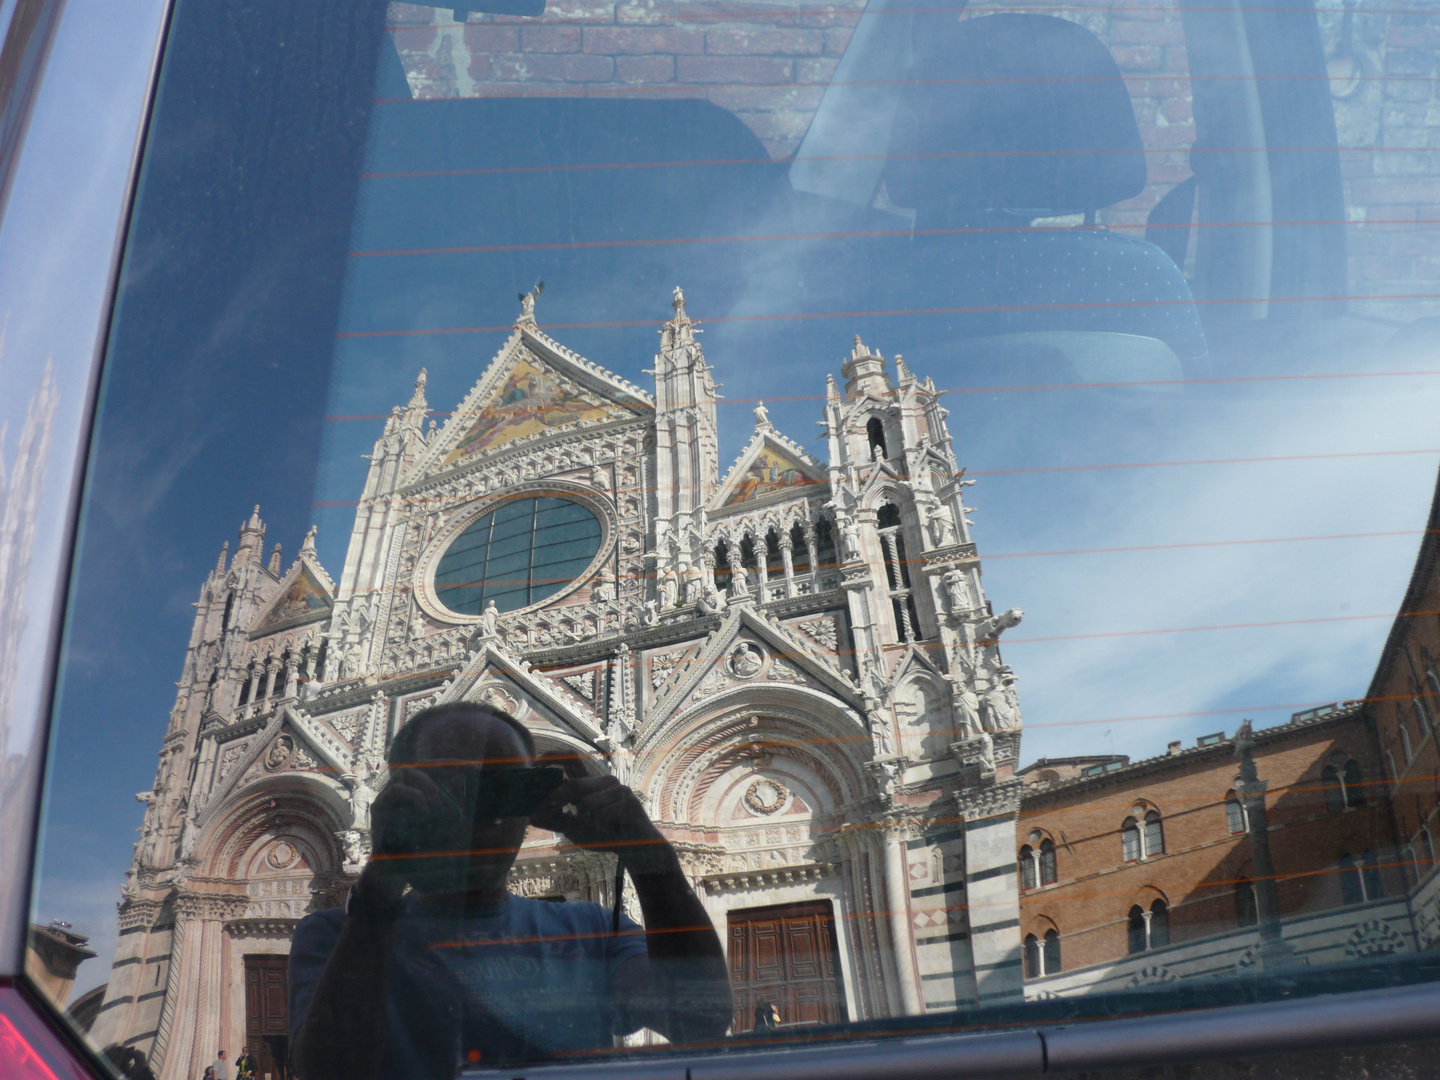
[89,289,1030,1079]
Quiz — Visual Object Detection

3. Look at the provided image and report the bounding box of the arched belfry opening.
[877,502,920,642]
[866,417,887,460]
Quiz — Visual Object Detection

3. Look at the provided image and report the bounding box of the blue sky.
[30,19,1440,1006]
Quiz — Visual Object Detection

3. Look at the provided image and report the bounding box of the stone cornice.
[704,863,840,893]
[956,778,1024,823]
[227,919,302,939]
[174,891,249,922]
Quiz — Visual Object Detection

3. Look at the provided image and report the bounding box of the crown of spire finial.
[672,286,687,319]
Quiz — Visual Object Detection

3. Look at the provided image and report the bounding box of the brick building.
[1363,467,1440,949]
[1013,704,1408,992]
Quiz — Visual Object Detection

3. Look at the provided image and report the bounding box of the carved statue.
[660,571,679,609]
[870,712,895,757]
[178,801,201,861]
[983,674,1022,731]
[340,641,363,679]
[594,576,616,604]
[978,730,996,773]
[341,829,367,871]
[841,519,863,562]
[729,643,764,679]
[642,599,660,626]
[942,570,972,613]
[928,503,957,547]
[591,464,609,489]
[753,401,770,428]
[730,563,749,598]
[684,576,700,606]
[480,599,500,638]
[954,681,982,735]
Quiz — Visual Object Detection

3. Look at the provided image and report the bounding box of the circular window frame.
[415,481,615,625]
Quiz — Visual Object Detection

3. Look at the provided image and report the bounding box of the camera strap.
[612,855,625,933]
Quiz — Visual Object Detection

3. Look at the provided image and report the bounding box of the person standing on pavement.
[212,1050,229,1080]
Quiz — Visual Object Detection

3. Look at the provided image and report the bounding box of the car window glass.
[25,0,1440,1073]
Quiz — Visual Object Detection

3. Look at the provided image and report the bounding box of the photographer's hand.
[532,776,734,1043]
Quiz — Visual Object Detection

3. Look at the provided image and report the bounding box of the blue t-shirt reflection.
[290,895,647,1075]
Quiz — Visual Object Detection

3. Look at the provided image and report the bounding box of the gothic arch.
[894,670,952,761]
[634,689,869,824]
[196,774,349,881]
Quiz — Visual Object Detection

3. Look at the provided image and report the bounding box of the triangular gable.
[251,562,333,637]
[441,354,615,468]
[714,432,827,511]
[410,329,653,481]
[886,644,947,691]
[196,706,349,828]
[646,606,864,730]
[435,642,606,747]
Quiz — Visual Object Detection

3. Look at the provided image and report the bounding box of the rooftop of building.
[1018,700,1363,804]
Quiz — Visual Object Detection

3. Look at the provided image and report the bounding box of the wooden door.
[243,955,289,1080]
[727,900,847,1033]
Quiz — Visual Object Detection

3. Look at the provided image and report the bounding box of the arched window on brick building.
[1019,845,1036,891]
[1023,928,1061,978]
[1322,756,1366,811]
[1225,790,1248,835]
[1121,807,1164,862]
[1039,838,1057,885]
[1339,850,1383,904]
[1020,837,1058,890]
[1127,900,1170,953]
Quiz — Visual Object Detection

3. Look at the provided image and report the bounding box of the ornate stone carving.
[767,658,806,685]
[264,734,296,771]
[955,778,1023,822]
[744,778,789,815]
[795,616,838,653]
[728,642,765,680]
[264,839,299,871]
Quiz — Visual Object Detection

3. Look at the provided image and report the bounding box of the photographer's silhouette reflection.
[289,703,733,1080]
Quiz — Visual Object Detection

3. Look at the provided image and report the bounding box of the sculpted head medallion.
[265,735,295,771]
[727,642,765,680]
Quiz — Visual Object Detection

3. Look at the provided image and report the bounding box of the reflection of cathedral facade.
[90,289,1031,1078]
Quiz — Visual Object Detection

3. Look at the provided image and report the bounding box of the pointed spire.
[895,354,914,385]
[841,334,892,398]
[214,541,230,576]
[661,285,699,352]
[300,525,317,557]
[268,543,283,576]
[237,505,266,564]
[401,367,429,433]
[826,373,841,405]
